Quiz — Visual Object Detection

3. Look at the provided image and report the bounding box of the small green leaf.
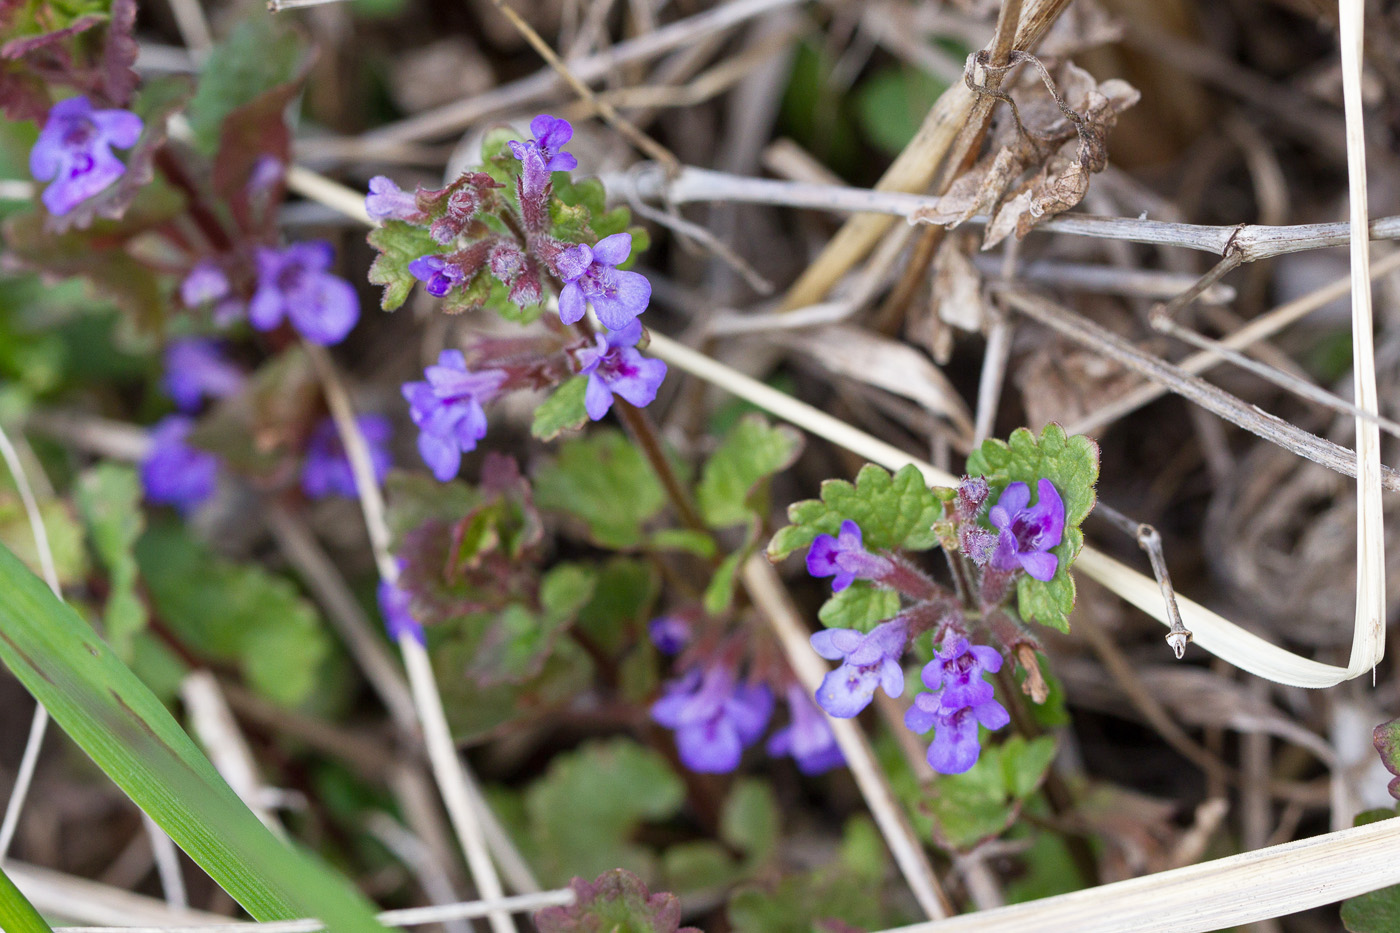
[137,526,331,707]
[534,430,666,549]
[966,424,1099,631]
[576,558,658,656]
[433,620,593,742]
[704,549,745,617]
[768,463,942,561]
[647,528,717,559]
[817,582,900,633]
[526,738,685,885]
[186,16,306,155]
[535,870,698,933]
[75,463,146,660]
[541,563,597,625]
[721,779,780,868]
[367,221,441,311]
[855,66,950,158]
[697,415,803,529]
[0,495,87,587]
[532,377,590,440]
[919,735,1057,851]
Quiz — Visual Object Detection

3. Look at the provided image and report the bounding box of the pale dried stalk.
[626,164,1400,261]
[50,888,576,932]
[879,815,1400,933]
[9,860,225,927]
[996,289,1400,492]
[1337,0,1385,680]
[742,557,952,920]
[645,332,1372,688]
[351,0,804,147]
[303,343,515,933]
[779,0,1071,309]
[1067,248,1400,435]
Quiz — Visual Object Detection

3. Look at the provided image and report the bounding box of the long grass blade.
[0,862,54,933]
[0,543,387,932]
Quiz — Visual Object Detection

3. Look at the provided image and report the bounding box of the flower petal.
[1018,549,1059,581]
[558,282,586,324]
[590,232,633,266]
[584,374,613,421]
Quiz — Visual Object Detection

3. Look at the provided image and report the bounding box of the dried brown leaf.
[777,324,974,437]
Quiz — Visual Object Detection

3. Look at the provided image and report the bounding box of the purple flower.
[904,639,1009,775]
[651,665,773,773]
[767,684,844,775]
[30,96,142,216]
[366,175,419,222]
[507,114,578,173]
[140,416,218,513]
[809,618,908,718]
[301,414,393,499]
[575,320,667,421]
[554,233,651,330]
[378,578,425,645]
[249,242,360,345]
[806,520,893,592]
[648,616,690,656]
[988,479,1065,582]
[408,255,466,298]
[163,338,244,412]
[402,350,507,482]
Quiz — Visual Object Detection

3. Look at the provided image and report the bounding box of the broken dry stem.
[996,289,1400,493]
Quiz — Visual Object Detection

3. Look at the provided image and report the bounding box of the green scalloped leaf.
[532,376,590,441]
[768,463,942,561]
[965,424,1098,632]
[533,430,666,550]
[817,582,901,633]
[367,221,439,311]
[697,415,803,529]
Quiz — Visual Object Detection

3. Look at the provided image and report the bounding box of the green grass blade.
[0,543,386,931]
[0,862,53,933]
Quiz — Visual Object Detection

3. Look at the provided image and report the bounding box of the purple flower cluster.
[810,618,908,718]
[800,516,1023,774]
[163,338,244,413]
[301,415,393,499]
[904,639,1009,774]
[575,320,667,421]
[989,479,1065,582]
[30,96,142,216]
[651,665,772,773]
[250,242,360,345]
[554,233,651,330]
[402,350,507,481]
[806,520,893,592]
[140,416,218,513]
